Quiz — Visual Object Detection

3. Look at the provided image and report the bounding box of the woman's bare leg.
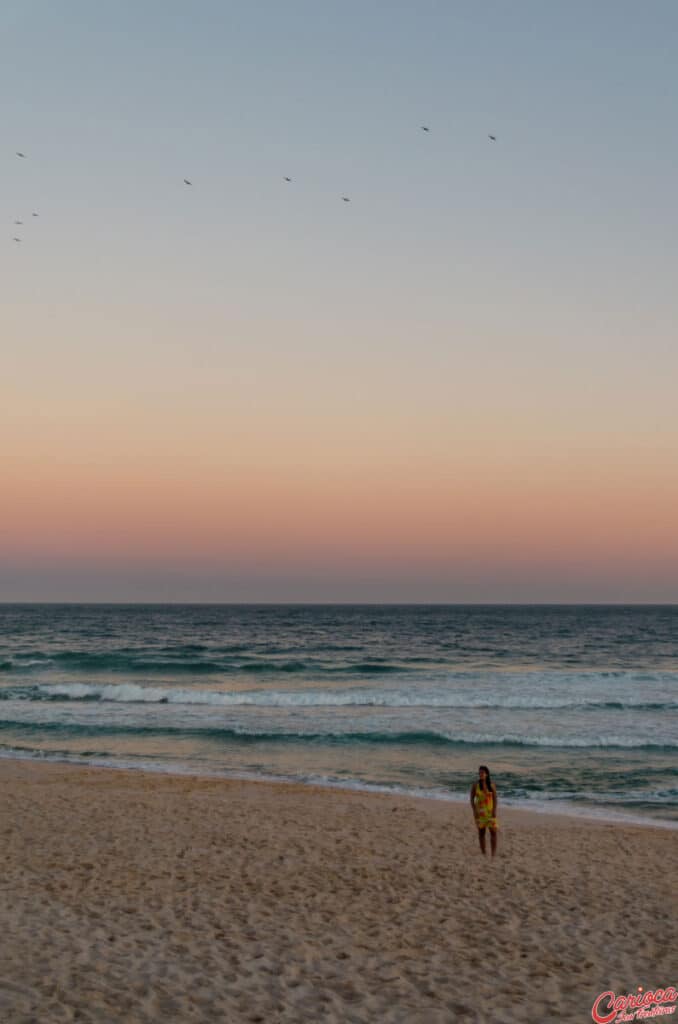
[478,827,487,854]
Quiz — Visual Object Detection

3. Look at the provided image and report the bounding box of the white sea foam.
[31,682,678,711]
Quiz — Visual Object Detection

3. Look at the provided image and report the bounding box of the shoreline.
[1,748,676,832]
[1,758,676,1023]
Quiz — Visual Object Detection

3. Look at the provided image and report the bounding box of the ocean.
[1,604,676,825]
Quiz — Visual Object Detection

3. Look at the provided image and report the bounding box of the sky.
[2,0,677,602]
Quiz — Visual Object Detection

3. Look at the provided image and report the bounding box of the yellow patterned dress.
[474,783,497,830]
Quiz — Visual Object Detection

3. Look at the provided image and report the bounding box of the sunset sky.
[3,1,677,602]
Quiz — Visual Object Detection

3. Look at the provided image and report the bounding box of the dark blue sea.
[1,604,676,825]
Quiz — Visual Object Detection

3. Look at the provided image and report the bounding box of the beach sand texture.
[0,761,675,1023]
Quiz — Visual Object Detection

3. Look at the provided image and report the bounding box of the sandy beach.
[0,761,675,1024]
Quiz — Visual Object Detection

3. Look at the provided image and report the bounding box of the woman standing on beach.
[470,765,498,856]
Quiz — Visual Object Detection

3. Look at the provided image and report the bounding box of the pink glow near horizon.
[4,439,677,588]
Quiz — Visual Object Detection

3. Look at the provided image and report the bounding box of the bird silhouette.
[14,220,23,225]
[16,152,26,158]
[183,178,192,186]
[12,237,21,242]
[420,126,430,132]
[283,176,292,182]
[341,196,351,202]
[488,134,496,142]
[32,212,39,217]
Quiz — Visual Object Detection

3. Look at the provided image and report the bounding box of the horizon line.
[1,601,677,608]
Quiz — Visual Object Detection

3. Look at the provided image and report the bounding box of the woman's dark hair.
[479,765,493,791]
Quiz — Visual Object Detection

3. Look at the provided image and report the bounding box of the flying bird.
[488,134,496,142]
[183,178,192,185]
[12,237,21,242]
[341,196,351,202]
[32,212,39,217]
[420,126,430,132]
[16,151,26,158]
[14,220,23,225]
[283,176,292,182]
